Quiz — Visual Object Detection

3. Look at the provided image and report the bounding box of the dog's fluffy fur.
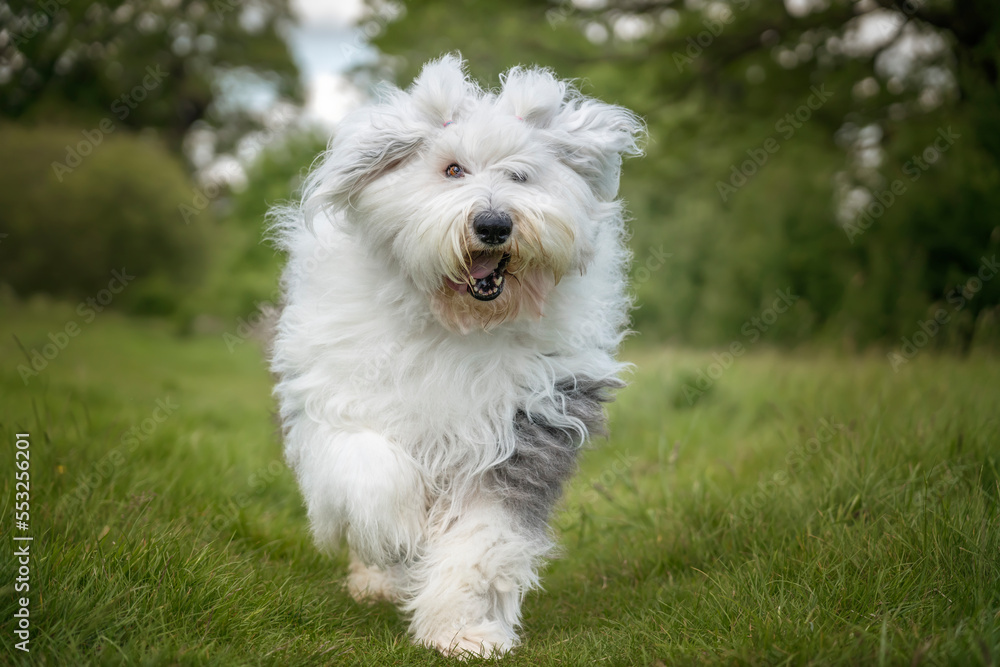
[269,55,642,658]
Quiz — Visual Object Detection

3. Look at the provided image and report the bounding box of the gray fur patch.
[487,376,623,529]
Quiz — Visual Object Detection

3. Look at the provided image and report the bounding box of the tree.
[360,0,1000,349]
[0,0,302,156]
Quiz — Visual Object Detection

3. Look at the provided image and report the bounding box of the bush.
[0,124,207,313]
[173,129,326,325]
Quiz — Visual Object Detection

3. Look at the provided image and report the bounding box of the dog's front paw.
[426,621,517,660]
[347,480,423,564]
[347,500,423,566]
[344,452,425,565]
[305,430,423,565]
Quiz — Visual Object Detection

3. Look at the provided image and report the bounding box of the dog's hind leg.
[403,379,614,658]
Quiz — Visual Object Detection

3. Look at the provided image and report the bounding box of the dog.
[269,54,642,658]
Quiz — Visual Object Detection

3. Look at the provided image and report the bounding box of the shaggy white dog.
[269,55,642,658]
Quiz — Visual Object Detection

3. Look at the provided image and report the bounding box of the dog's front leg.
[403,493,551,659]
[297,429,426,568]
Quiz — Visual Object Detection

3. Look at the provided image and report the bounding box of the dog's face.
[306,55,642,333]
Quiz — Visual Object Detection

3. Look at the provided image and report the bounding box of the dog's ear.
[499,66,643,201]
[305,94,425,214]
[497,66,566,127]
[302,55,477,218]
[548,95,645,201]
[408,53,477,126]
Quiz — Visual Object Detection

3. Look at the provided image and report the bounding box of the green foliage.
[230,128,328,231]
[172,130,327,326]
[363,0,1000,350]
[0,1,308,321]
[1,0,301,155]
[0,124,207,314]
[2,309,998,663]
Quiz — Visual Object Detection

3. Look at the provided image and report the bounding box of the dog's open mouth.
[446,253,511,301]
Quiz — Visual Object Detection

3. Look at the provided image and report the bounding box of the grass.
[1,300,998,665]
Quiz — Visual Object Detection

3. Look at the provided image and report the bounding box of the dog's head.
[304,55,643,333]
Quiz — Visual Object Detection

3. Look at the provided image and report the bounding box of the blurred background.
[2,0,999,352]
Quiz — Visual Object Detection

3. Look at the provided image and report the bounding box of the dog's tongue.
[469,254,502,280]
[446,254,504,292]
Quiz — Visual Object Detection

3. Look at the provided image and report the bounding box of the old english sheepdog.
[269,55,642,658]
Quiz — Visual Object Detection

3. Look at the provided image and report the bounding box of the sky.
[290,0,365,28]
[196,0,370,183]
[287,0,371,126]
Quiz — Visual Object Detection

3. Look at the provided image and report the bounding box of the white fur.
[270,54,642,658]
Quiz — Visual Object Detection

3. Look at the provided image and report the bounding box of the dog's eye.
[445,164,465,178]
[509,171,527,183]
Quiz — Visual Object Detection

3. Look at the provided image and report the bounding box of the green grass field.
[1,301,998,665]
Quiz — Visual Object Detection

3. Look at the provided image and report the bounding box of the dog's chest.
[342,329,538,442]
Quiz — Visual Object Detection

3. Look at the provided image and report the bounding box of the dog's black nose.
[473,211,513,246]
